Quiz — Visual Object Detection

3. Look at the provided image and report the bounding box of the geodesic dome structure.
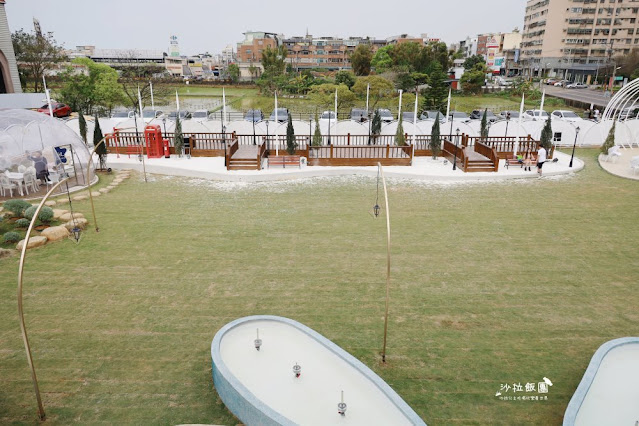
[0,109,93,186]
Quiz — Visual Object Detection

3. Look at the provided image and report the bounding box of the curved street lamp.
[17,177,71,420]
[373,163,392,363]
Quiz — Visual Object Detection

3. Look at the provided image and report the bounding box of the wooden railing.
[257,142,267,170]
[225,139,239,168]
[475,141,500,172]
[307,144,412,166]
[442,139,468,171]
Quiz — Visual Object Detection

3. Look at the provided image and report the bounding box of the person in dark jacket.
[27,151,50,182]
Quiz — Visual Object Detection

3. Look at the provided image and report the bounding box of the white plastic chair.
[606,145,622,163]
[630,156,639,175]
[17,164,26,173]
[0,175,17,197]
[46,173,60,192]
[23,171,39,193]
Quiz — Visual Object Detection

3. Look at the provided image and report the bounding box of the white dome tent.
[0,109,94,193]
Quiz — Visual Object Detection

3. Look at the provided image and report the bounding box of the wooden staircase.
[464,148,497,172]
[228,145,261,170]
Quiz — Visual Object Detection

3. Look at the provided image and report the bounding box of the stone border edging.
[110,155,584,183]
[562,336,639,425]
[211,315,427,426]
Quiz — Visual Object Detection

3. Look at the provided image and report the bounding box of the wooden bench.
[268,155,300,168]
[505,154,536,169]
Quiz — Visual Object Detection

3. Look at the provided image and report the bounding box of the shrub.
[23,206,54,222]
[3,199,32,217]
[3,231,20,243]
[15,218,30,228]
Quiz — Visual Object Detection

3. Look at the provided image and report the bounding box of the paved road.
[543,85,611,108]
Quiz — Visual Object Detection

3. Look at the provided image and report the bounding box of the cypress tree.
[600,121,616,154]
[93,115,107,169]
[480,109,488,140]
[174,115,184,156]
[540,114,553,151]
[395,114,406,146]
[430,113,441,159]
[286,114,297,155]
[79,111,88,145]
[312,111,322,146]
[371,110,382,144]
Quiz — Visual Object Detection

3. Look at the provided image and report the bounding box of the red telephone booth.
[144,125,163,159]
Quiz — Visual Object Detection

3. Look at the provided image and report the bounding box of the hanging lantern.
[71,227,82,243]
[138,152,143,162]
[373,204,381,217]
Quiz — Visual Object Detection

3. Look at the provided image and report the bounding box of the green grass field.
[1,149,637,425]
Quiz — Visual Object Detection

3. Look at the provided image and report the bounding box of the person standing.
[594,109,600,122]
[537,144,547,177]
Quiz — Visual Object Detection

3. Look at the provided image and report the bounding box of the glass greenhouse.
[0,109,93,199]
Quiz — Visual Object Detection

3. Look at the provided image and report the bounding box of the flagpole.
[222,88,227,126]
[275,91,279,156]
[366,83,370,116]
[412,92,418,150]
[137,87,148,183]
[397,89,403,119]
[446,87,452,138]
[515,93,525,156]
[176,90,180,112]
[42,76,53,118]
[334,88,338,122]
[150,81,155,111]
[539,89,545,118]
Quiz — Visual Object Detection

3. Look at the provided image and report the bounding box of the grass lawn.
[1,150,637,425]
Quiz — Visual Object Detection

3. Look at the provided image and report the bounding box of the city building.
[0,0,22,93]
[521,0,639,82]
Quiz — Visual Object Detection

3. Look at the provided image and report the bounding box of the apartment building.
[522,0,639,82]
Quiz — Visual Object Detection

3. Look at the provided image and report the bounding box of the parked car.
[545,79,558,85]
[551,110,582,122]
[244,109,264,122]
[269,108,290,122]
[375,108,394,122]
[618,107,639,120]
[496,77,513,87]
[142,109,164,122]
[350,108,368,122]
[470,110,498,122]
[448,111,470,121]
[523,109,549,120]
[192,109,210,122]
[499,110,520,119]
[420,110,446,122]
[167,110,191,121]
[566,82,588,89]
[553,80,571,87]
[320,111,336,121]
[37,103,71,118]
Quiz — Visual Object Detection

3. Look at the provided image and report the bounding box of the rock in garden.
[52,209,69,220]
[41,225,69,242]
[59,212,84,222]
[64,217,88,230]
[16,236,47,250]
[44,200,56,207]
[106,185,115,190]
[72,195,88,201]
[91,191,101,197]
[99,188,110,194]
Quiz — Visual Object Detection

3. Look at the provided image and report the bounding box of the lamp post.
[309,114,312,149]
[265,120,270,151]
[505,112,511,138]
[367,111,372,145]
[452,128,460,171]
[252,113,256,145]
[569,126,580,167]
[373,163,392,363]
[132,111,148,183]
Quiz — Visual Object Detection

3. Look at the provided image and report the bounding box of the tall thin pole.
[366,83,370,116]
[18,177,70,421]
[42,76,54,118]
[134,90,148,183]
[515,93,525,156]
[378,163,391,363]
[275,91,279,156]
[150,81,155,111]
[86,136,108,232]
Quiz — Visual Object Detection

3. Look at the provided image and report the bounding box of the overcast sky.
[6,0,526,56]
